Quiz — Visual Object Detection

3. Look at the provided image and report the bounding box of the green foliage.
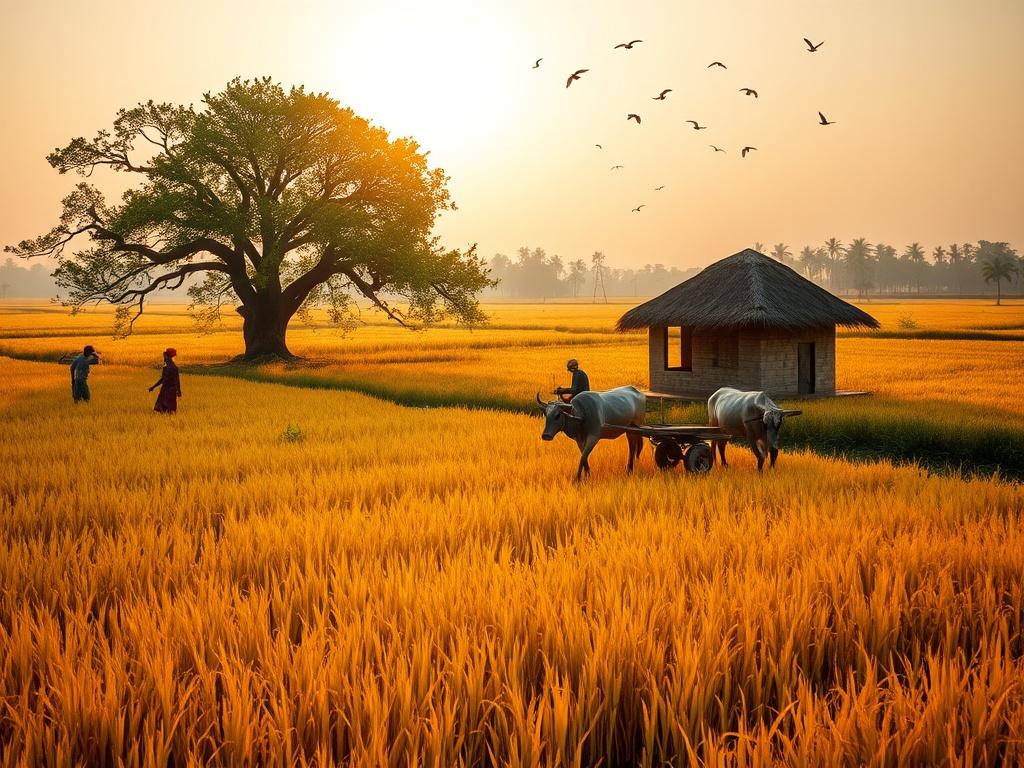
[896,314,918,330]
[279,424,305,443]
[7,77,495,357]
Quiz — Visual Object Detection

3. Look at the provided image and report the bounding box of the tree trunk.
[237,298,294,360]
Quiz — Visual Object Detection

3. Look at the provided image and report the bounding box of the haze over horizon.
[2,0,1022,273]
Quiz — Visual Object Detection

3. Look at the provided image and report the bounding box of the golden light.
[324,3,533,165]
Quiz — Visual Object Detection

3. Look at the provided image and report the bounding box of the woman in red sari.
[149,348,182,413]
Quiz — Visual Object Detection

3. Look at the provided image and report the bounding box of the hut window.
[712,332,739,369]
[664,327,693,371]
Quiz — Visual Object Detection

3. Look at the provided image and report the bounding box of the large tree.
[7,78,493,359]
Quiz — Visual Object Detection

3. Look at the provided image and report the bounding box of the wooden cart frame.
[622,424,729,473]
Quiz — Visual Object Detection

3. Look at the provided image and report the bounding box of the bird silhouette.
[632,205,646,212]
[686,120,707,130]
[610,165,624,170]
[595,144,603,149]
[566,69,589,88]
[741,146,757,158]
[652,89,672,100]
[615,40,643,49]
[654,185,665,191]
[707,61,727,69]
[627,113,642,124]
[803,38,824,52]
[740,88,758,98]
[710,145,726,152]
[818,111,836,125]
[533,58,542,69]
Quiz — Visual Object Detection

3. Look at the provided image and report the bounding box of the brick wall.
[646,325,837,398]
[757,327,836,397]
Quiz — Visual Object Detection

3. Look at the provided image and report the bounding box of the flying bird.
[632,205,646,212]
[741,146,757,157]
[686,120,707,130]
[803,38,824,52]
[652,89,672,100]
[818,111,836,125]
[595,144,603,149]
[566,69,589,88]
[615,40,643,49]
[533,58,543,69]
[610,165,624,170]
[627,113,641,124]
[708,61,727,69]
[739,88,758,98]
[654,185,665,191]
[710,145,726,152]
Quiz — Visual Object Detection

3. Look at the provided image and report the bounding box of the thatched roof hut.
[618,249,878,398]
[618,248,878,332]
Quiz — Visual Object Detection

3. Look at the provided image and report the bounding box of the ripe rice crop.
[1,355,1023,765]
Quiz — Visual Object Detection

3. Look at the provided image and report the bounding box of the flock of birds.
[533,37,835,213]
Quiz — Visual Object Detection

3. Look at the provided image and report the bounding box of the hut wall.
[756,326,836,396]
[648,326,761,395]
[647,325,836,397]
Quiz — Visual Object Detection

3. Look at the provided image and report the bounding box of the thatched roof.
[618,249,878,331]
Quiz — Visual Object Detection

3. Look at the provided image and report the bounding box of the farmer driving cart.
[553,358,590,402]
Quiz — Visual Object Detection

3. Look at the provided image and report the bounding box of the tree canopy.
[7,77,493,358]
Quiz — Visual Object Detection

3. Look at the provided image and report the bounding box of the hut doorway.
[798,343,816,394]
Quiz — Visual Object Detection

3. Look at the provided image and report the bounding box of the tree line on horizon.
[480,239,1022,304]
[484,248,699,301]
[756,239,1021,304]
[5,239,1020,306]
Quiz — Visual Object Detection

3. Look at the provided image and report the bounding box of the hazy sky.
[2,0,1022,270]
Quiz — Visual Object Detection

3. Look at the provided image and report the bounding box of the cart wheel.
[654,440,683,471]
[683,443,714,474]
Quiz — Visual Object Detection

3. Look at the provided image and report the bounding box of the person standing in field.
[69,345,100,403]
[554,358,590,401]
[149,348,182,414]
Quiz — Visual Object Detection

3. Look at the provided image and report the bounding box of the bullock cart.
[621,424,728,474]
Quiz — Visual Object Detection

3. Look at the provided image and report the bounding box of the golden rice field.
[2,298,1024,765]
[2,300,1023,414]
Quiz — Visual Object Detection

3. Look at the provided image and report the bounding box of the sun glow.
[323,3,532,166]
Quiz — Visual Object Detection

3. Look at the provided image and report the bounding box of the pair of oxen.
[536,386,801,481]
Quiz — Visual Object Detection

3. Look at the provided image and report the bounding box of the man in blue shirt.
[554,358,590,401]
[70,345,100,403]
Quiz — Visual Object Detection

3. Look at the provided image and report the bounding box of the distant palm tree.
[770,243,792,264]
[753,241,766,254]
[567,259,588,298]
[981,253,1018,305]
[948,243,963,295]
[930,245,947,293]
[824,237,844,291]
[845,238,874,299]
[903,242,926,293]
[798,246,818,280]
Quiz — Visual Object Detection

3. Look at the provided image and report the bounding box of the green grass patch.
[663,398,1024,481]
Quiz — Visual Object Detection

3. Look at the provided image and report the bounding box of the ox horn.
[781,409,803,417]
[536,392,546,408]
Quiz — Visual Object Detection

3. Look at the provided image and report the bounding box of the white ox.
[537,386,646,481]
[707,387,801,471]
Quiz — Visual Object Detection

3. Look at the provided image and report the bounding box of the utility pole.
[591,251,608,304]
